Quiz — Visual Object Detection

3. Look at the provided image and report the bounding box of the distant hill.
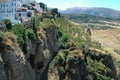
[61,7,120,18]
[64,14,120,23]
[64,14,120,30]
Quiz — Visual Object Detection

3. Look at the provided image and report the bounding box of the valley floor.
[91,28,120,50]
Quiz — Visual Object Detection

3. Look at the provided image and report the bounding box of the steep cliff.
[28,26,59,79]
[0,32,34,80]
[0,24,59,80]
[0,18,118,80]
[48,49,116,80]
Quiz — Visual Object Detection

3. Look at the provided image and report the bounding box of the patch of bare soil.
[91,28,120,60]
[92,28,120,50]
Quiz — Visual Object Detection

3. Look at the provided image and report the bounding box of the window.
[19,13,21,17]
[12,2,13,6]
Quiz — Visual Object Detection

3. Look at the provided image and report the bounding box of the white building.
[0,0,42,24]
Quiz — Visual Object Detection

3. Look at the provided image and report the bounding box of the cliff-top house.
[0,0,42,24]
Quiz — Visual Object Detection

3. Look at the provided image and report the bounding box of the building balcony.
[17,7,27,12]
[0,0,8,2]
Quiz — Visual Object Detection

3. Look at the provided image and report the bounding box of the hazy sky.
[36,0,120,10]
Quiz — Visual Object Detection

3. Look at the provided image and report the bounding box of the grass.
[48,50,70,72]
[39,18,56,28]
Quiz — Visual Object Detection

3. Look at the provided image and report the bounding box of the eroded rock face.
[45,26,59,53]
[0,26,59,80]
[48,49,117,80]
[27,27,59,79]
[65,58,87,80]
[0,38,34,80]
[48,50,86,80]
[102,55,117,79]
[0,55,4,80]
[0,26,117,80]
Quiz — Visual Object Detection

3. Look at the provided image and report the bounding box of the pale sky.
[36,0,120,10]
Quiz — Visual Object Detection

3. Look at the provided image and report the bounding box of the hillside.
[66,14,120,79]
[64,14,120,29]
[64,14,120,53]
[0,13,120,80]
[61,7,120,18]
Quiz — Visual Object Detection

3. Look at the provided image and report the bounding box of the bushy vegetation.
[0,14,39,54]
[26,29,36,42]
[2,19,12,30]
[39,2,47,11]
[47,17,115,79]
[57,25,71,49]
[39,18,56,28]
[55,18,83,49]
[0,31,6,43]
[54,18,101,49]
[49,50,70,73]
[114,49,120,55]
[49,48,113,79]
[12,24,36,54]
[32,15,41,35]
[12,24,26,45]
[86,55,112,80]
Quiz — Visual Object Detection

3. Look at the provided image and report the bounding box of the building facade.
[0,0,42,24]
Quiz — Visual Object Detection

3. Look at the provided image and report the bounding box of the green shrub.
[49,50,70,72]
[26,29,36,42]
[0,31,6,43]
[106,68,112,76]
[59,67,65,73]
[48,55,61,72]
[2,19,12,30]
[12,24,28,54]
[56,19,74,49]
[114,49,120,55]
[94,73,111,80]
[32,15,40,35]
[116,73,120,79]
[12,24,26,46]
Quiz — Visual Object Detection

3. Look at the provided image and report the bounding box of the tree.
[2,19,12,30]
[39,2,47,11]
[51,8,58,15]
[58,12,61,17]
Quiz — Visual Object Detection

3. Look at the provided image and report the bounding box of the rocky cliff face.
[0,26,59,80]
[0,33,34,80]
[48,49,117,80]
[0,20,118,80]
[28,26,59,79]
